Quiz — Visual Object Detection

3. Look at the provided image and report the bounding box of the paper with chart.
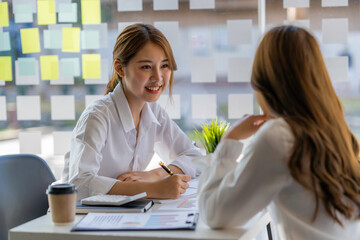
[157,197,198,211]
[72,211,198,231]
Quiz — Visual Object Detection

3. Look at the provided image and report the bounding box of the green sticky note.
[81,30,99,49]
[82,54,100,79]
[37,0,56,25]
[40,55,59,80]
[0,56,12,81]
[0,32,10,51]
[81,0,101,24]
[14,13,34,23]
[44,29,62,49]
[62,27,80,52]
[59,3,77,23]
[18,58,36,76]
[20,28,41,54]
[0,2,9,27]
[14,4,34,23]
[61,58,80,77]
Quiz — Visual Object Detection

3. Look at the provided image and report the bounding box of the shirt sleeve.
[154,107,202,178]
[67,112,119,200]
[198,120,293,228]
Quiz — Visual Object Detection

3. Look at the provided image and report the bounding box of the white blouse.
[60,84,201,200]
[198,118,360,240]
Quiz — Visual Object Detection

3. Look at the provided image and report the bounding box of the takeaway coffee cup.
[46,184,77,224]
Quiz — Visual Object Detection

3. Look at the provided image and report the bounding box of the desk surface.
[9,204,271,240]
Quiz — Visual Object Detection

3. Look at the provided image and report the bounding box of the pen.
[159,161,174,176]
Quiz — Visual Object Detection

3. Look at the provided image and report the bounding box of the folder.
[72,211,199,231]
[75,199,154,214]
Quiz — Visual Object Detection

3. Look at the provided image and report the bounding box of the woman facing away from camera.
[198,25,360,239]
[59,23,201,201]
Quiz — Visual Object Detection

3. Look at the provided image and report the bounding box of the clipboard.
[71,212,199,231]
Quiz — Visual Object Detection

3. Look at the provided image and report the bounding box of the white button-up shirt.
[60,84,201,200]
[198,118,360,240]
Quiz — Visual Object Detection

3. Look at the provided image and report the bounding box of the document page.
[72,211,198,231]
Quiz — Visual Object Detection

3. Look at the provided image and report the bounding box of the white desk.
[9,203,271,240]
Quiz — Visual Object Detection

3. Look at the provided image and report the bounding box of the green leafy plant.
[193,118,230,154]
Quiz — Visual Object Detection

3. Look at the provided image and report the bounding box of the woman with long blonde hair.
[198,25,360,239]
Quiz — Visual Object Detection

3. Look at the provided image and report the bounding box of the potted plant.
[193,118,230,154]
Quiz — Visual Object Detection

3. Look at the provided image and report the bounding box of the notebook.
[76,199,154,214]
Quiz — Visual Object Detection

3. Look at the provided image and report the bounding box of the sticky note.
[284,19,310,29]
[13,3,34,23]
[192,94,217,119]
[15,59,40,85]
[0,2,9,27]
[0,96,6,120]
[81,0,101,24]
[81,30,100,49]
[0,32,10,51]
[85,95,102,107]
[154,21,179,45]
[51,95,75,120]
[19,132,42,154]
[283,0,309,8]
[40,55,59,80]
[62,27,80,52]
[84,59,108,84]
[59,3,77,22]
[16,96,41,120]
[228,94,254,119]
[44,29,62,49]
[158,95,181,119]
[322,18,348,44]
[37,0,56,25]
[191,58,216,83]
[49,76,74,85]
[82,54,101,79]
[227,19,252,45]
[325,57,348,82]
[322,0,348,7]
[118,22,141,33]
[154,0,178,10]
[83,23,108,48]
[20,28,41,54]
[228,58,252,82]
[189,0,215,9]
[0,56,12,81]
[18,57,36,76]
[117,0,142,11]
[53,131,72,155]
[60,58,80,77]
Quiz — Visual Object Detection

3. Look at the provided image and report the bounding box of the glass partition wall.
[0,0,359,181]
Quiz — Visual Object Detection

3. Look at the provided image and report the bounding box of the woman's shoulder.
[254,118,294,155]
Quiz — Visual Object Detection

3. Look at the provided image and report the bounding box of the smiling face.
[115,41,172,109]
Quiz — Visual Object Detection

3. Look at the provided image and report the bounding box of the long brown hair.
[106,23,177,95]
[251,25,360,225]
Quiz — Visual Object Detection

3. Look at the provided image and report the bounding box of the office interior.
[0,0,359,239]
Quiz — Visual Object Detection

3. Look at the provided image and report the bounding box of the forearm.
[108,181,155,198]
[147,165,185,179]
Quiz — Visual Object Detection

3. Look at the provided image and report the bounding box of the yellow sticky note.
[82,54,101,79]
[0,56,12,81]
[62,27,80,52]
[40,55,59,80]
[0,2,9,27]
[37,0,56,25]
[81,0,101,24]
[20,28,41,54]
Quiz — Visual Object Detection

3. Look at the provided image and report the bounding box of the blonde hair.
[106,24,177,96]
[251,25,360,225]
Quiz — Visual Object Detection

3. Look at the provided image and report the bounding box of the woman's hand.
[117,171,159,182]
[223,114,269,141]
[148,174,191,199]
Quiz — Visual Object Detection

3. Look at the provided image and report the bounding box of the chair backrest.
[0,154,56,240]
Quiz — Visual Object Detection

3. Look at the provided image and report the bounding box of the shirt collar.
[112,84,161,133]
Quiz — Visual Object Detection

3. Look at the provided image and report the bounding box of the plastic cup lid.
[46,184,77,195]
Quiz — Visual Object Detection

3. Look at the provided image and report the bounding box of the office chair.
[0,154,56,240]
